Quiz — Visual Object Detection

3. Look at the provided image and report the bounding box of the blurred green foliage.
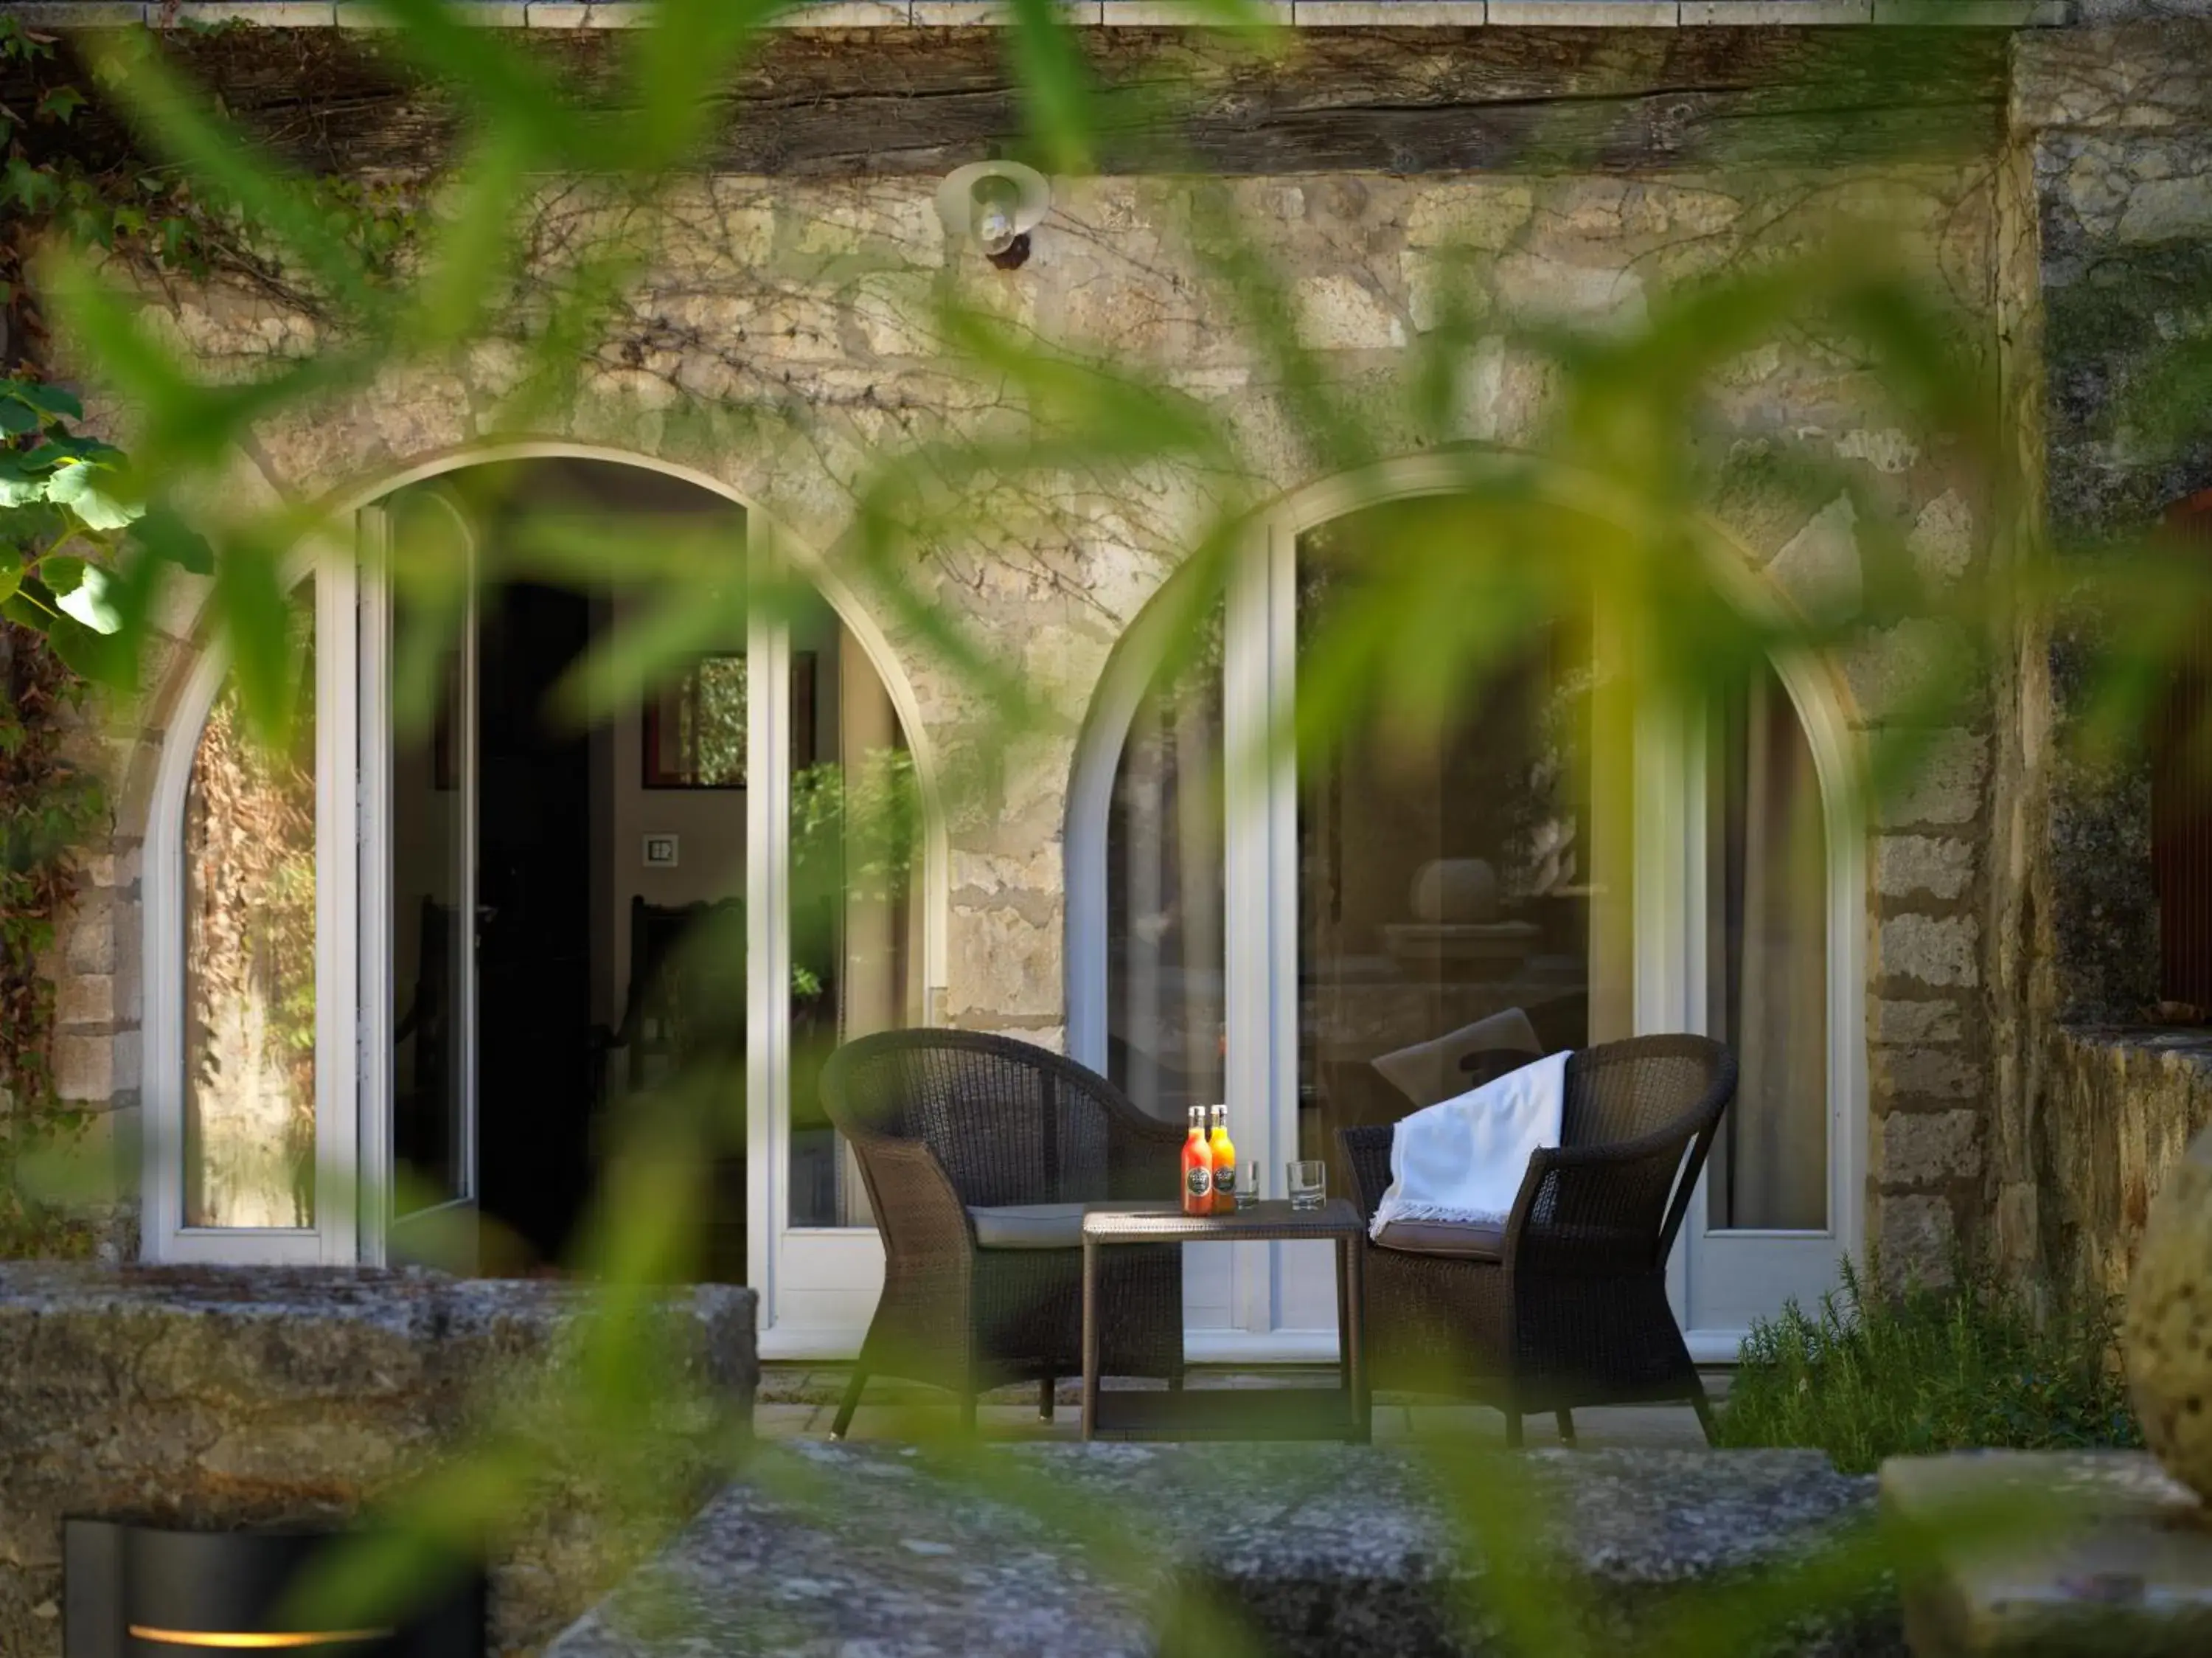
[4,1,2211,1651]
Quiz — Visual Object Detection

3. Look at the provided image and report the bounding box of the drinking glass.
[1243,1161,1263,1208]
[1287,1159,1326,1211]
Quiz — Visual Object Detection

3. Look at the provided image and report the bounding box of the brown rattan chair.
[1338,1033,1736,1446]
[819,1030,1188,1437]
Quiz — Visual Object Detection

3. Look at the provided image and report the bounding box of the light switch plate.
[643,834,680,869]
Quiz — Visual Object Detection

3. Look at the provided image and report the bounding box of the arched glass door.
[147,454,939,1317]
[1075,473,1860,1359]
[353,462,924,1344]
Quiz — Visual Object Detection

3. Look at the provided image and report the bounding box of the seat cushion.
[969,1202,1089,1249]
[1373,1217,1506,1261]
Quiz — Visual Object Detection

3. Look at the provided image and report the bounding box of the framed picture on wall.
[642,651,816,788]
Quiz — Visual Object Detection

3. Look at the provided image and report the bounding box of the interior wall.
[472,458,755,1029]
[603,586,844,1024]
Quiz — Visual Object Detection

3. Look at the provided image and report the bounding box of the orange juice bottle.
[1181,1106,1214,1216]
[1208,1105,1238,1214]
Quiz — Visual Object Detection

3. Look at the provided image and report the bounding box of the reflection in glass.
[1107,599,1226,1123]
[644,655,764,788]
[183,589,316,1228]
[1706,664,1829,1231]
[1293,507,1629,1187]
[788,604,922,1227]
[392,616,469,1218]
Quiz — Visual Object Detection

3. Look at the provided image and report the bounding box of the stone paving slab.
[754,1360,1733,1408]
[1884,1451,2212,1657]
[549,1443,1894,1657]
[754,1396,1716,1447]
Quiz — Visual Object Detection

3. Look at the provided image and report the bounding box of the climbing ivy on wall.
[0,369,148,1255]
[0,18,120,1251]
[0,618,104,1256]
[0,17,312,1252]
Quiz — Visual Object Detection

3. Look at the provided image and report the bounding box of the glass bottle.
[1182,1106,1214,1216]
[1208,1104,1238,1215]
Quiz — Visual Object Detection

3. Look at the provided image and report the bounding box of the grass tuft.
[1714,1257,2142,1474]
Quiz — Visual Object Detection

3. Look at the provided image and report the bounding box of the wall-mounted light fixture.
[65,1519,484,1658]
[936,160,1051,271]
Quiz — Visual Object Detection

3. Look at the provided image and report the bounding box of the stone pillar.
[1991,18,2212,1303]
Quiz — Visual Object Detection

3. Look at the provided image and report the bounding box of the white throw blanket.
[1368,1049,1572,1241]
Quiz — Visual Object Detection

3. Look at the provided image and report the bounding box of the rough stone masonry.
[4,7,2211,1302]
[0,1266,757,1658]
[27,18,2006,1286]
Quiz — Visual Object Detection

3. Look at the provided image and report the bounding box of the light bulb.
[970,176,1021,258]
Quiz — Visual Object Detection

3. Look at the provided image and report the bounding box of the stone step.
[548,1443,1889,1657]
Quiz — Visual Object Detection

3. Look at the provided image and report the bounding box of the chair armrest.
[1337,1126,1396,1227]
[845,1128,978,1265]
[1503,1129,1696,1274]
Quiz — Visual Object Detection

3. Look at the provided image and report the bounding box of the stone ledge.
[0,0,2078,25]
[1870,0,2070,18]
[1885,1451,2211,1657]
[2062,1021,2212,1065]
[1685,1,1874,20]
[0,1266,757,1658]
[2038,1026,2212,1308]
[549,1443,1894,1657]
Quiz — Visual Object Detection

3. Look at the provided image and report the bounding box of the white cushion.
[969,1202,1088,1249]
[1370,1007,1543,1109]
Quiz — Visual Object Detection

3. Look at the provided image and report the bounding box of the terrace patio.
[9,3,2212,1654]
[753,1363,1730,1449]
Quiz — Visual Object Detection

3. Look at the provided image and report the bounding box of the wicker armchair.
[819,1030,1188,1436]
[1338,1034,1736,1446]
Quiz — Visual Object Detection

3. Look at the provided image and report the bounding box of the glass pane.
[789,603,920,1227]
[1705,665,1829,1231]
[392,597,469,1218]
[1107,599,1226,1122]
[1294,507,1628,1184]
[183,586,317,1228]
[644,655,748,788]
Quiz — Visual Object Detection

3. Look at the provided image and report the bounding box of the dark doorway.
[476,581,597,1263]
[387,459,753,1279]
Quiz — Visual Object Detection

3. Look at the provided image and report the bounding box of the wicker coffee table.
[1079,1199,1370,1443]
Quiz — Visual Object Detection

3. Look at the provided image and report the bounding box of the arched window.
[1705,660,1829,1231]
[145,448,945,1345]
[181,586,319,1229]
[1072,459,1860,1358]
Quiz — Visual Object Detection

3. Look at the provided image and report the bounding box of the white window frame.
[142,541,359,1266]
[356,492,484,1267]
[142,444,949,1325]
[1066,451,1867,1362]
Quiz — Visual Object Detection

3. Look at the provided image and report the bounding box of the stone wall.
[2038,1030,2212,1304]
[0,1266,757,1658]
[15,23,2034,1285]
[1986,20,2212,1300]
